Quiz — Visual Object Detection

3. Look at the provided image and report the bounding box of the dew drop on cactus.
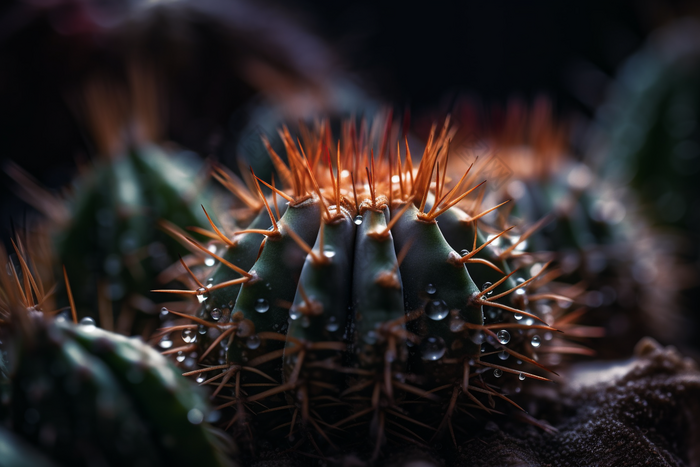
[254,299,269,313]
[159,335,173,349]
[420,336,447,361]
[426,299,449,321]
[181,329,195,343]
[497,329,511,344]
[325,316,339,332]
[79,317,96,330]
[531,335,542,347]
[246,335,261,350]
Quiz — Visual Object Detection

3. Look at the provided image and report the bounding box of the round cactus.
[158,117,592,462]
[6,69,212,337]
[0,243,237,467]
[440,96,695,352]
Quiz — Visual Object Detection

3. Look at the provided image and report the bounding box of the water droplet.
[325,316,339,332]
[420,336,446,361]
[498,350,509,361]
[425,283,437,295]
[198,324,207,335]
[426,299,449,321]
[187,408,204,425]
[323,249,336,259]
[196,288,208,303]
[470,331,485,345]
[79,317,96,330]
[210,308,221,320]
[496,329,510,345]
[524,318,534,326]
[289,308,301,320]
[460,249,469,257]
[363,330,378,345]
[354,215,363,225]
[181,329,196,343]
[159,335,173,349]
[176,351,186,363]
[246,335,261,350]
[160,307,169,318]
[514,313,523,320]
[519,372,526,381]
[204,258,216,267]
[493,368,503,378]
[196,374,205,383]
[481,282,493,296]
[531,335,541,348]
[449,316,465,332]
[255,299,269,313]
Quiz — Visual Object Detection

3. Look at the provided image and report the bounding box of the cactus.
[6,68,211,337]
[158,117,594,462]
[0,242,237,467]
[440,96,695,351]
[595,19,700,232]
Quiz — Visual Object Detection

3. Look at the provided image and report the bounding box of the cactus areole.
[158,117,574,459]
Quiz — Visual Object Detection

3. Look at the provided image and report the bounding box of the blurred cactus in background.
[7,65,213,337]
[0,242,237,466]
[434,96,696,355]
[594,19,700,232]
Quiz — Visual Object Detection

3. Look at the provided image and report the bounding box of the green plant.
[0,244,236,467]
[6,69,211,337]
[158,118,590,462]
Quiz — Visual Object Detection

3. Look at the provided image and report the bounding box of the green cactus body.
[160,119,572,460]
[2,316,235,467]
[54,145,210,336]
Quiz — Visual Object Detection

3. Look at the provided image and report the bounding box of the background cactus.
[157,116,597,463]
[0,242,237,467]
[436,97,695,354]
[7,68,212,337]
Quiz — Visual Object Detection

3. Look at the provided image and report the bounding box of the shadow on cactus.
[157,115,600,463]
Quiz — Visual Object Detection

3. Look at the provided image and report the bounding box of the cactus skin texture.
[159,117,588,462]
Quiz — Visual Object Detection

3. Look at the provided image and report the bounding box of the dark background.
[2,0,689,199]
